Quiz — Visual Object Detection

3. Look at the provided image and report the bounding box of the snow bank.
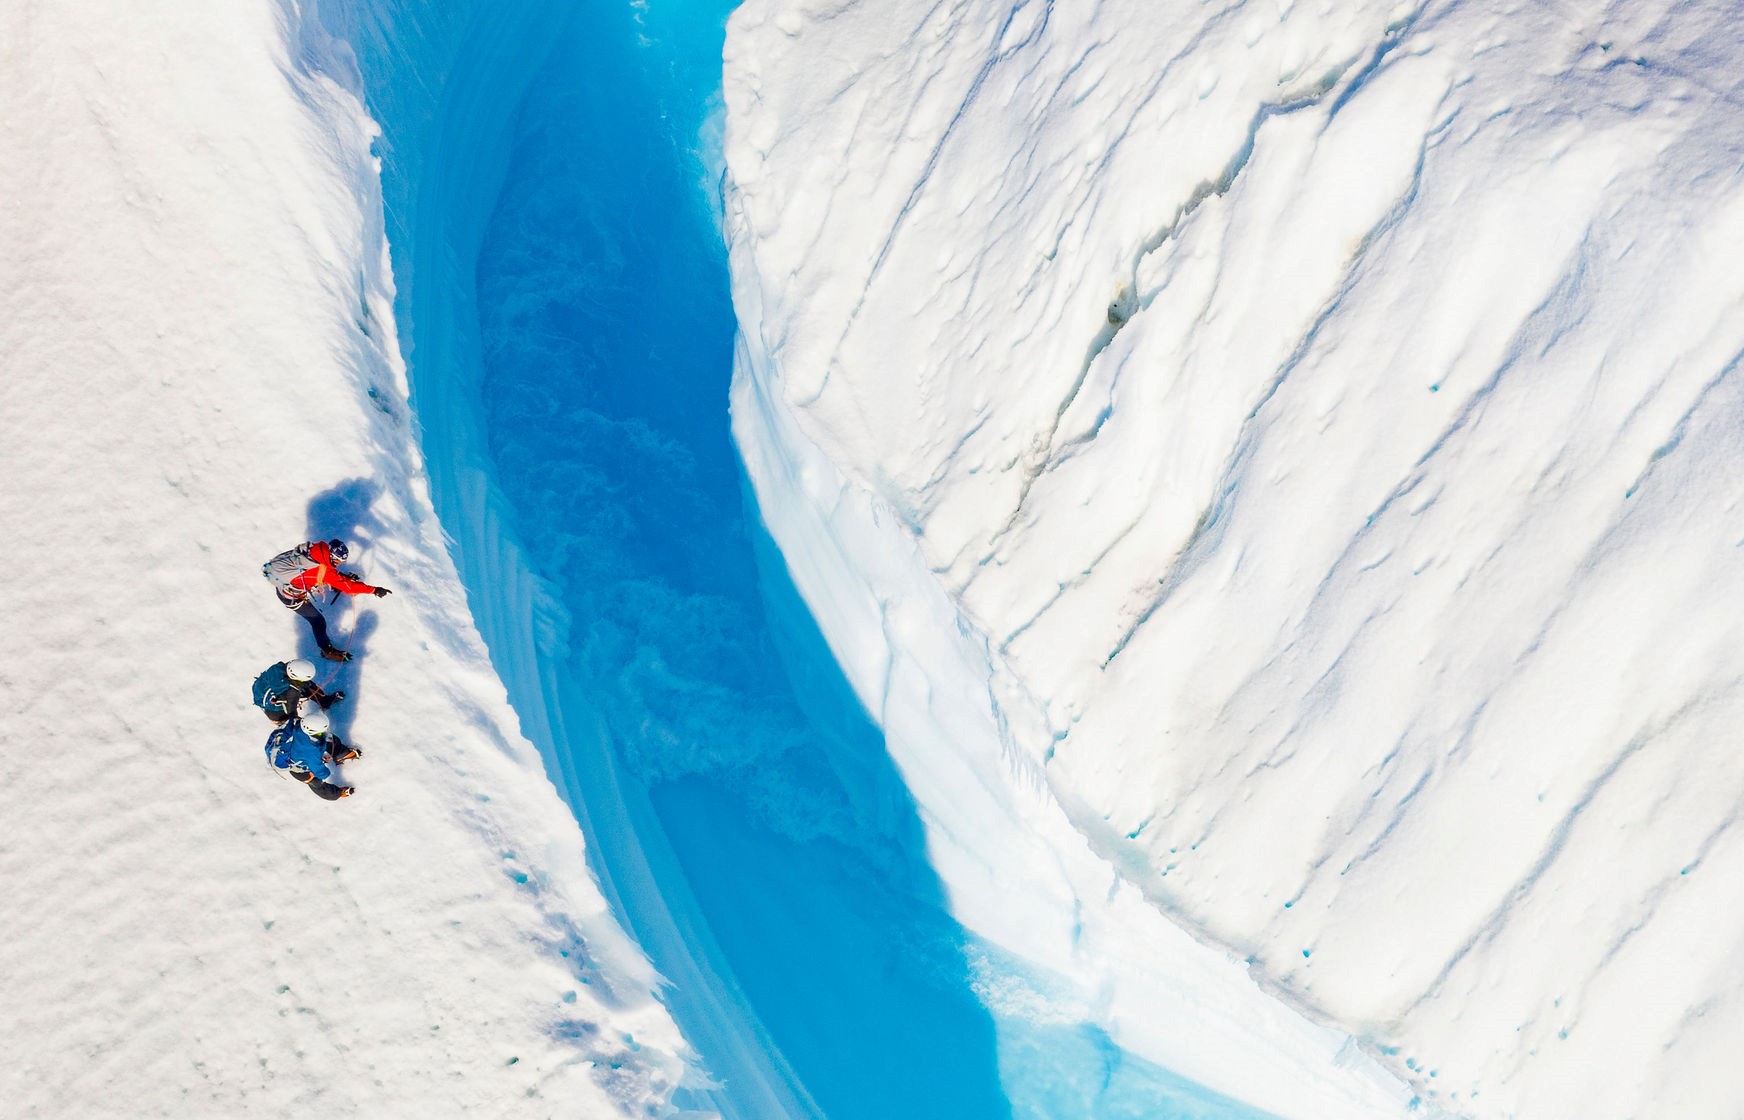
[0,2,687,1114]
[723,0,1744,1115]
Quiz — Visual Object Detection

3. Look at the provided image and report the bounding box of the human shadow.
[292,477,387,754]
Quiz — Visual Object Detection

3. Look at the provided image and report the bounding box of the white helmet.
[285,658,317,684]
[299,709,331,737]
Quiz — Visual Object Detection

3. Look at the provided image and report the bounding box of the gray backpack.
[262,542,315,594]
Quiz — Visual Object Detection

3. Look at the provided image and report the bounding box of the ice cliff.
[722,0,1744,1115]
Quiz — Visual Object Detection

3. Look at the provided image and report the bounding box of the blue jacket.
[264,724,331,781]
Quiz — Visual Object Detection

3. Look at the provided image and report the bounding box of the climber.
[251,657,343,725]
[263,710,356,801]
[262,538,391,661]
[298,707,363,765]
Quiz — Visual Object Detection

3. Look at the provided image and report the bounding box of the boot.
[321,648,352,663]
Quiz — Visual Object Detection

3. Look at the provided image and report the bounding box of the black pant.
[279,590,336,653]
[295,770,350,800]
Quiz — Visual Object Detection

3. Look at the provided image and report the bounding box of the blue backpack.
[264,724,331,780]
[251,663,300,722]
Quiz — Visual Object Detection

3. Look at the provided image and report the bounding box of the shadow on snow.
[294,477,384,745]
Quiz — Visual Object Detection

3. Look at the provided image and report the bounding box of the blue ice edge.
[329,1,1284,1117]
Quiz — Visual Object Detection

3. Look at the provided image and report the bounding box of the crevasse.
[327,1,1016,1116]
[327,0,1411,1116]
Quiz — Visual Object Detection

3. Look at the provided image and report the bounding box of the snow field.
[724,0,1744,1115]
[0,2,686,1115]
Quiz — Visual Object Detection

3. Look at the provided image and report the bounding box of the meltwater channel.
[344,1,1286,1116]
[466,5,1010,1118]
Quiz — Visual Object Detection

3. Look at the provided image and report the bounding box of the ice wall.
[722,0,1744,1116]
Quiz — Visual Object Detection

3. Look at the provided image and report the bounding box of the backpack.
[251,663,300,721]
[262,542,314,594]
[264,723,328,778]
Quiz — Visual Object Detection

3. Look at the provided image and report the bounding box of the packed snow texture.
[723,0,1744,1116]
[0,3,688,1115]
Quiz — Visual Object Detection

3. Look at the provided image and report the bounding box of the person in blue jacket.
[264,709,358,801]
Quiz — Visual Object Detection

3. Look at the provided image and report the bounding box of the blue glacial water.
[342,0,1294,1114]
[469,4,1010,1118]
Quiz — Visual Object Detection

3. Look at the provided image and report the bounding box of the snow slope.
[0,3,688,1115]
[723,0,1744,1116]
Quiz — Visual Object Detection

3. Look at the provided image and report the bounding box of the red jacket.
[287,541,379,597]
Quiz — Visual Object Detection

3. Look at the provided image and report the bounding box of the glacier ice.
[722,0,1744,1115]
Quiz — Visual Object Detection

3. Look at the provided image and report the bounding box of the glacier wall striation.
[722,0,1744,1116]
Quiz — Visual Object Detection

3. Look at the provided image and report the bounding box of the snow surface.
[723,0,1744,1116]
[0,3,689,1114]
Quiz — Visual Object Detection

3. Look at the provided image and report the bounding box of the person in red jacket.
[262,538,391,661]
